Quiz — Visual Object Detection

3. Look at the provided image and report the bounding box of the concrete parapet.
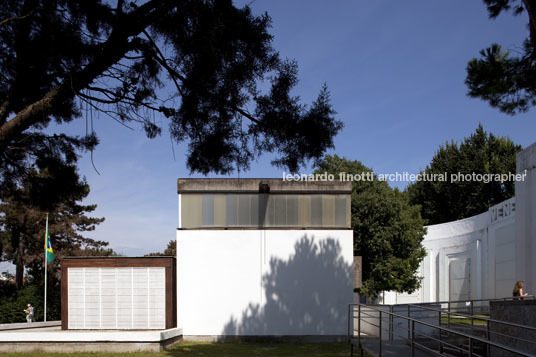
[489,300,536,356]
[177,178,352,194]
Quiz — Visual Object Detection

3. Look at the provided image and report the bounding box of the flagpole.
[44,213,48,323]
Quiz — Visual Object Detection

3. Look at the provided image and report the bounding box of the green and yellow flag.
[45,220,54,263]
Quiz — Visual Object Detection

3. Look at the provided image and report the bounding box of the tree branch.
[79,89,162,115]
[235,107,260,124]
[77,90,121,105]
[0,98,9,124]
[86,85,127,102]
[78,96,135,130]
[117,0,125,14]
[0,9,36,27]
[0,0,176,152]
[522,0,536,53]
[141,32,261,126]
[142,29,186,97]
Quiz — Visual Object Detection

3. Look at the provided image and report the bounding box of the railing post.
[486,319,491,357]
[469,336,473,356]
[358,304,361,350]
[379,310,382,357]
[447,301,451,328]
[407,304,411,340]
[411,319,415,357]
[389,305,393,341]
[348,305,351,343]
[438,309,443,354]
[470,300,474,326]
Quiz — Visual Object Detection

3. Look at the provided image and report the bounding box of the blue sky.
[3,0,533,268]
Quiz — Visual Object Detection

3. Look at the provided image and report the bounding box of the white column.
[515,143,536,293]
[476,239,482,299]
[427,249,435,302]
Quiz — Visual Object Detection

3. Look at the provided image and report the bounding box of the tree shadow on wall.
[222,235,353,336]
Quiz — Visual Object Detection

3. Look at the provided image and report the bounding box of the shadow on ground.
[166,341,352,357]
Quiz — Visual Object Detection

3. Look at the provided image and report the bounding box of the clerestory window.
[180,193,350,229]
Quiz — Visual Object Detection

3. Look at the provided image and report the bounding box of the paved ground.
[1,326,59,333]
[0,321,61,331]
[352,337,431,356]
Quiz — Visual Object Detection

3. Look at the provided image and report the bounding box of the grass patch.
[441,314,489,326]
[169,341,353,356]
[0,341,368,357]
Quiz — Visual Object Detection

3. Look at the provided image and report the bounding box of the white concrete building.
[176,179,354,338]
[175,142,536,334]
[384,142,536,304]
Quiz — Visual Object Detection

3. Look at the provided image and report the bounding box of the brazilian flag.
[45,225,54,263]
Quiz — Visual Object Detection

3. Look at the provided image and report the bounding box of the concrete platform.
[0,323,183,353]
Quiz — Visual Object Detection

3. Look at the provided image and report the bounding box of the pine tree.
[0,0,342,186]
[466,0,536,114]
[0,165,105,289]
[407,124,521,224]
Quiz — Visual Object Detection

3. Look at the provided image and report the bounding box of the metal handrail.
[402,295,535,307]
[409,302,536,333]
[356,312,473,355]
[348,302,534,357]
[349,303,527,356]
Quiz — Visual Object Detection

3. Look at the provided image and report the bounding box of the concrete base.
[0,325,183,353]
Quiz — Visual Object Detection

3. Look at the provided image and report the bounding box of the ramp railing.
[348,297,536,357]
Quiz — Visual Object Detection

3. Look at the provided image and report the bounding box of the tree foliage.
[0,0,342,186]
[407,124,521,225]
[0,163,106,289]
[316,155,426,300]
[0,284,61,323]
[145,240,176,257]
[466,0,536,114]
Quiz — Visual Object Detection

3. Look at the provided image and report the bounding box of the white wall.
[425,209,489,302]
[516,142,536,295]
[176,229,353,336]
[489,212,516,298]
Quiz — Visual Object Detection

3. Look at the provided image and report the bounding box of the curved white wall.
[383,143,536,304]
[385,142,536,305]
[384,197,517,304]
